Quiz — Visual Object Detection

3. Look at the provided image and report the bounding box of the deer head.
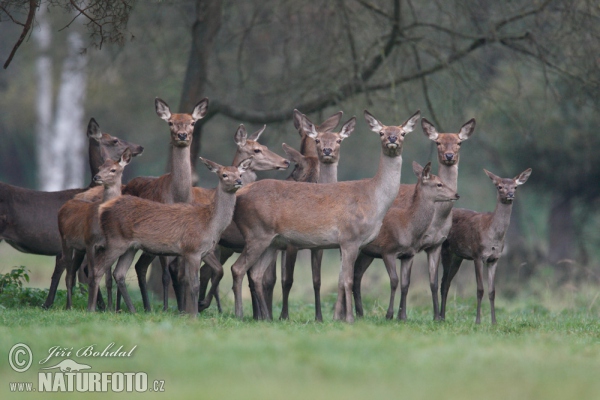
[484,168,532,204]
[364,110,420,157]
[92,148,132,187]
[200,157,253,193]
[282,143,319,183]
[155,97,209,147]
[303,114,355,164]
[233,125,290,171]
[422,118,475,166]
[413,161,460,202]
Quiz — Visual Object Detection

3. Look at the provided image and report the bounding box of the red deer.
[440,168,532,324]
[229,110,420,322]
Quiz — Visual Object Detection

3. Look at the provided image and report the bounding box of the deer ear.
[248,125,266,142]
[302,117,319,139]
[238,157,253,173]
[192,98,209,120]
[155,98,172,121]
[484,169,501,182]
[282,143,303,164]
[87,118,102,140]
[421,118,438,141]
[293,109,303,132]
[234,125,248,147]
[318,111,343,132]
[364,110,383,133]
[412,161,423,178]
[458,118,476,141]
[422,162,432,179]
[515,168,532,185]
[199,157,221,173]
[119,148,132,166]
[339,117,356,139]
[402,110,421,133]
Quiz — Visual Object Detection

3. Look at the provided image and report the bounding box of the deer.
[352,161,460,318]
[350,117,476,321]
[228,110,420,322]
[440,168,532,324]
[108,97,208,312]
[158,124,290,312]
[56,149,133,309]
[0,118,144,310]
[87,157,252,315]
[277,110,355,321]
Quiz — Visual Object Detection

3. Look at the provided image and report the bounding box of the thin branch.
[4,0,37,69]
[0,5,25,26]
[353,0,394,21]
[69,0,105,48]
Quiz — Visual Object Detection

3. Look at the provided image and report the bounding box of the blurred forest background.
[0,0,599,294]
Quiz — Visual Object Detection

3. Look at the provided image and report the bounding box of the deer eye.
[379,132,384,136]
[436,141,441,145]
[191,121,195,126]
[112,139,119,144]
[315,139,320,143]
[254,149,261,153]
[401,132,406,137]
[110,169,116,173]
[336,139,341,144]
[437,183,442,187]
[457,142,462,146]
[222,174,228,178]
[168,122,173,126]
[498,186,503,190]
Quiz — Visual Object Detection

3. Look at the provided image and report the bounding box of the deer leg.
[249,247,277,321]
[487,261,498,324]
[198,254,224,312]
[279,246,297,320]
[65,251,85,310]
[334,245,360,323]
[381,253,399,320]
[440,248,463,320]
[398,256,414,321]
[352,252,374,318]
[161,259,171,311]
[231,238,273,319]
[263,257,277,319]
[474,258,485,324]
[42,253,65,309]
[182,255,201,317]
[426,244,443,320]
[87,248,117,312]
[168,256,185,312]
[311,248,324,322]
[133,252,155,312]
[105,266,114,311]
[112,249,137,313]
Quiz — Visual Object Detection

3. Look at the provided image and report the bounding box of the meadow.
[1,244,599,400]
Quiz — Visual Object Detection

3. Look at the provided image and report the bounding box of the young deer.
[352,117,475,320]
[88,158,252,315]
[18,118,143,309]
[115,97,209,312]
[352,161,459,319]
[440,168,532,324]
[57,149,133,309]
[277,111,355,321]
[229,110,420,322]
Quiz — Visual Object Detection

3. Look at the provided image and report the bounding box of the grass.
[1,244,600,399]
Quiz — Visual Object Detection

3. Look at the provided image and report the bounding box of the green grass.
[1,245,600,399]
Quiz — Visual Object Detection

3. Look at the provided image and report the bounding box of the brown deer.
[229,110,420,322]
[352,161,459,318]
[277,111,354,321]
[88,158,252,315]
[114,97,209,312]
[351,117,475,320]
[57,149,133,309]
[440,168,532,324]
[1,118,144,309]
[162,124,290,312]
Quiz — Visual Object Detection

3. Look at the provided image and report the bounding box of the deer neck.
[102,183,122,203]
[88,140,102,187]
[169,145,193,203]
[488,198,513,242]
[208,185,238,235]
[438,163,459,192]
[318,162,338,183]
[371,151,403,218]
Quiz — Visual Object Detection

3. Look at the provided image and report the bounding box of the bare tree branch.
[3,0,37,69]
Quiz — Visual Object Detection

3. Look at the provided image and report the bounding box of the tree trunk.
[547,194,576,264]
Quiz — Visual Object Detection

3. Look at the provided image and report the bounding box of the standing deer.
[351,117,475,320]
[114,97,209,312]
[229,110,420,322]
[88,158,252,315]
[277,111,355,321]
[440,168,532,324]
[352,161,459,318]
[166,124,290,312]
[57,149,133,309]
[0,118,144,309]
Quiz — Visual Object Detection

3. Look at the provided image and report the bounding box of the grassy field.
[1,244,600,399]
